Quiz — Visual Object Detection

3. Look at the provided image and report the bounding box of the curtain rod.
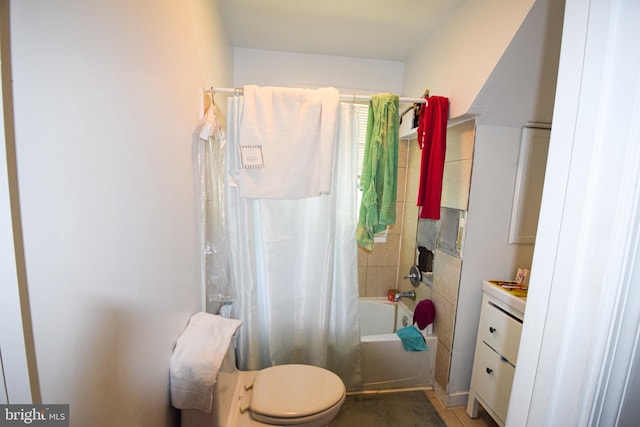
[207,87,427,104]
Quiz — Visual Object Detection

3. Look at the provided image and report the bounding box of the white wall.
[402,0,534,125]
[234,48,404,94]
[450,124,535,395]
[8,0,232,425]
[469,0,565,127]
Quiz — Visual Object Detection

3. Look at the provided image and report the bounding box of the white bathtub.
[358,298,436,391]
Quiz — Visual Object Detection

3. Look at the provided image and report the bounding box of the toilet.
[180,339,346,427]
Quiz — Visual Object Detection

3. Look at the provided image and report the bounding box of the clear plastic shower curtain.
[196,98,234,314]
[225,96,362,390]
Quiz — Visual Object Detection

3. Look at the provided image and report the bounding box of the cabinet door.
[473,343,516,424]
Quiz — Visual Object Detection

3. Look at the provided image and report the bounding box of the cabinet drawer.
[471,342,515,424]
[478,299,523,364]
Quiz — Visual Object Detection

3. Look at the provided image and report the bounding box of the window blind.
[355,103,369,178]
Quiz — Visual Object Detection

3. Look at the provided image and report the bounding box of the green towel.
[356,94,399,250]
[396,325,428,351]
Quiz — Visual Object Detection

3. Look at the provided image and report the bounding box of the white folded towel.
[237,85,340,199]
[170,312,242,413]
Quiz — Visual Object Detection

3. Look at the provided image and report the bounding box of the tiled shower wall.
[426,120,475,392]
[357,140,409,297]
[358,120,476,394]
[356,133,441,299]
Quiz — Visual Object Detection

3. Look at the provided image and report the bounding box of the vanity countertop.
[482,280,527,314]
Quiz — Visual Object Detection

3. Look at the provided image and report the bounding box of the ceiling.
[218,0,469,62]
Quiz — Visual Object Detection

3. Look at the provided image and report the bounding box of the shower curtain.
[196,98,234,314]
[225,96,362,390]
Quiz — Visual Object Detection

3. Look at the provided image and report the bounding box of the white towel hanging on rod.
[205,87,427,105]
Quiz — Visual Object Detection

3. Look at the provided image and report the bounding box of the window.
[353,102,388,243]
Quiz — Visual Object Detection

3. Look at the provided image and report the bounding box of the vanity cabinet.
[467,281,526,426]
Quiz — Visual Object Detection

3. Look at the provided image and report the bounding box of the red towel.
[413,299,436,330]
[416,96,449,220]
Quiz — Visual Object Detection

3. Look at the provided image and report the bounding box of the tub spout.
[394,290,416,302]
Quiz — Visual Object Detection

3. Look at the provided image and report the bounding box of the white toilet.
[181,339,346,427]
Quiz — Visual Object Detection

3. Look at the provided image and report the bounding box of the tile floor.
[425,391,499,427]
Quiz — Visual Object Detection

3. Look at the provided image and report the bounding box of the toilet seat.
[250,364,346,424]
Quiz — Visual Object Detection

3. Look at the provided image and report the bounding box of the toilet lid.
[251,364,345,418]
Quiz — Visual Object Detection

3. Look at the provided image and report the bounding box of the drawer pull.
[486,367,493,374]
[489,326,496,333]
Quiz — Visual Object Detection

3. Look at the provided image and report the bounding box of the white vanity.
[467,280,526,426]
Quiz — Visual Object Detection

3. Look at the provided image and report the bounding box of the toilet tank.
[181,338,240,427]
[213,340,239,425]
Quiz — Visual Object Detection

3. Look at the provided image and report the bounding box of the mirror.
[509,125,551,244]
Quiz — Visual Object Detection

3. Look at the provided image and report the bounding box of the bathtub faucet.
[394,290,416,302]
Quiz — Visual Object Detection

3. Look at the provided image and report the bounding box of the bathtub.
[358,298,436,391]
